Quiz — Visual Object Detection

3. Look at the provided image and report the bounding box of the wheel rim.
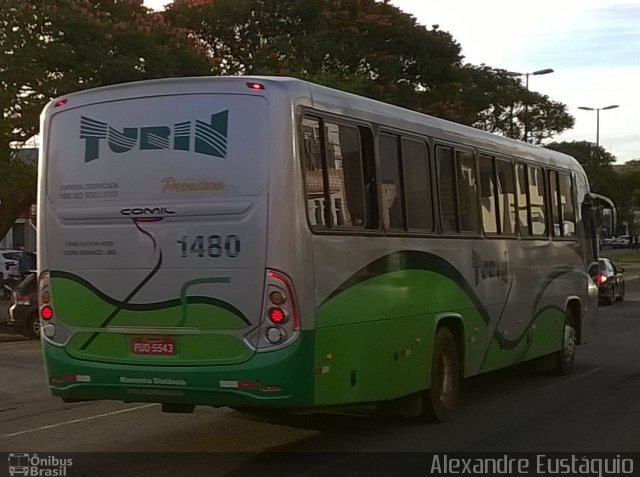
[32,317,41,336]
[435,352,453,405]
[562,324,576,364]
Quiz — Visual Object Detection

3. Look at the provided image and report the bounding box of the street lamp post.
[519,69,554,142]
[498,67,554,141]
[577,104,619,149]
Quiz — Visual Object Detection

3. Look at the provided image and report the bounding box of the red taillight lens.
[246,82,265,90]
[267,270,300,330]
[41,305,54,320]
[269,307,285,324]
[54,99,68,107]
[597,273,607,285]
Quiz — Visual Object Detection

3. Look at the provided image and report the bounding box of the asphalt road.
[1,283,640,475]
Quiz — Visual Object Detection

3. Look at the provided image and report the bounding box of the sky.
[143,0,640,163]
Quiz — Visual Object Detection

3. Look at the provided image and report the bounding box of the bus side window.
[529,166,548,236]
[456,150,480,233]
[301,117,329,227]
[496,159,516,235]
[324,121,367,229]
[379,133,405,230]
[402,138,432,231]
[437,146,458,233]
[550,170,562,237]
[479,154,499,234]
[558,173,576,237]
[515,163,531,236]
[359,127,378,230]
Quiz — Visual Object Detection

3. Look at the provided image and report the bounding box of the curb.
[0,326,30,343]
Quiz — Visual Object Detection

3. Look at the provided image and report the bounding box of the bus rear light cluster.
[246,269,300,350]
[38,272,55,320]
[37,271,68,344]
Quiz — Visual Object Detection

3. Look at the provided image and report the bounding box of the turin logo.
[80,110,229,162]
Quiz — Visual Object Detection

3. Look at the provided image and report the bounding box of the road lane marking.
[0,403,158,439]
[542,366,604,391]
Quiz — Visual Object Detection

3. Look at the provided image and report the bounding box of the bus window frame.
[515,161,534,238]
[378,131,407,232]
[525,163,551,239]
[548,168,578,241]
[478,152,501,237]
[495,156,518,238]
[378,130,435,235]
[401,135,435,234]
[299,110,380,236]
[434,142,482,237]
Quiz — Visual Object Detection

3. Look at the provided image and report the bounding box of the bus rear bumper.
[43,333,315,409]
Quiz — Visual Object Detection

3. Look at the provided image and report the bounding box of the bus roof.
[44,75,582,173]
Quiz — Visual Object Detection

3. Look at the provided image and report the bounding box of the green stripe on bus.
[50,273,249,329]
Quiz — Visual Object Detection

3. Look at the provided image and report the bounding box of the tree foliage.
[2,0,579,240]
[165,0,574,137]
[166,0,464,114]
[0,0,212,240]
[462,66,575,144]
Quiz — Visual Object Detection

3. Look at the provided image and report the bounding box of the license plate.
[132,337,176,356]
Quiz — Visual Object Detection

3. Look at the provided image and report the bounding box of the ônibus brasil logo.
[79,110,229,162]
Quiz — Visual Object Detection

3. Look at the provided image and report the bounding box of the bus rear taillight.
[246,269,301,351]
[269,307,285,324]
[41,305,54,320]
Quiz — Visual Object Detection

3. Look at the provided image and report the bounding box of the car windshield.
[2,252,21,260]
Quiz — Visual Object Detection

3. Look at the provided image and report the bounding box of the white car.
[0,249,22,281]
[612,235,630,249]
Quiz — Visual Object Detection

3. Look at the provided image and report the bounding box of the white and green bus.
[38,76,601,421]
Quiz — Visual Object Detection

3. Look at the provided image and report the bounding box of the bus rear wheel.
[552,309,576,376]
[420,327,461,422]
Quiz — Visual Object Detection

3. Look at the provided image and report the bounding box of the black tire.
[22,312,41,339]
[606,286,615,306]
[420,327,461,422]
[617,283,625,302]
[552,308,576,376]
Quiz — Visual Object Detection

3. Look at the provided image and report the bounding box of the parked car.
[601,237,614,248]
[589,258,625,305]
[0,249,23,299]
[612,235,630,249]
[7,272,39,338]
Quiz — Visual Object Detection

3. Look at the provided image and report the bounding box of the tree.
[464,66,574,143]
[0,0,212,240]
[165,0,574,139]
[166,0,465,114]
[610,160,640,235]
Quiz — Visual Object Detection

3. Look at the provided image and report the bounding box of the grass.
[601,248,640,277]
